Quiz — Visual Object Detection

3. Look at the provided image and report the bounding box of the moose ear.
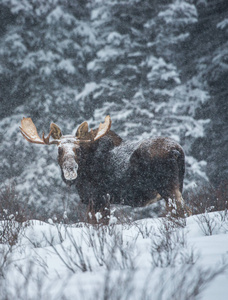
[76,121,89,139]
[50,123,62,139]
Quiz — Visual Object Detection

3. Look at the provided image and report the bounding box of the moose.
[20,115,190,223]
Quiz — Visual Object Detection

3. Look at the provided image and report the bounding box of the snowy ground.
[1,211,228,300]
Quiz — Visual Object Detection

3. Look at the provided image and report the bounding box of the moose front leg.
[87,194,111,225]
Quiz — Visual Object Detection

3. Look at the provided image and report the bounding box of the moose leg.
[173,187,192,216]
[144,193,162,206]
[158,185,191,217]
[87,195,110,225]
[168,187,185,217]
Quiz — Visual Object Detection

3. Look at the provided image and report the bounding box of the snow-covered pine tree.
[0,0,96,220]
[82,0,209,188]
[0,0,220,220]
[188,0,228,188]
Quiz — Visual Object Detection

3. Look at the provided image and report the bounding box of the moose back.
[20,115,188,223]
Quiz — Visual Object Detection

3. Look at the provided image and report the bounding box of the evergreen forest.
[0,0,227,220]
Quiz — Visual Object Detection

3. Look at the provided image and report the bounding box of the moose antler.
[20,116,112,145]
[20,117,58,145]
[94,115,112,141]
[76,115,112,142]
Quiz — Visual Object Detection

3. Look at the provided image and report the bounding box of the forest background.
[0,0,227,221]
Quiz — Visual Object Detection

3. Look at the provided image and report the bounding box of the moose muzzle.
[62,160,78,181]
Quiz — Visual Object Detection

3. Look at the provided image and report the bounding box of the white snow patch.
[1,212,228,299]
[76,82,99,100]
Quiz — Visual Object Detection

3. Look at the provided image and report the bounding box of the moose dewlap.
[20,115,189,224]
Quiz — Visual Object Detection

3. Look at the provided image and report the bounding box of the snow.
[1,212,228,299]
[158,0,198,25]
[97,46,123,60]
[107,32,123,45]
[76,82,100,100]
[57,59,75,74]
[217,19,228,30]
[47,7,75,26]
[146,56,181,84]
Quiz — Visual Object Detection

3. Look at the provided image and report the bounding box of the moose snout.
[62,160,78,181]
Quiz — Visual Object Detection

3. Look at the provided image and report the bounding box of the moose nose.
[62,162,78,181]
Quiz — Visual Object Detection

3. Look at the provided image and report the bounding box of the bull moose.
[20,115,189,223]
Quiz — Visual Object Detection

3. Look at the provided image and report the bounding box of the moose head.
[20,115,112,184]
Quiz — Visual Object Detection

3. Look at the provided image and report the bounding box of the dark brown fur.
[20,116,188,223]
[58,131,186,223]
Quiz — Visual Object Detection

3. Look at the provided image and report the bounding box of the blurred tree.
[0,0,95,120]
[0,0,95,219]
[1,0,226,220]
[82,0,208,188]
[190,0,228,187]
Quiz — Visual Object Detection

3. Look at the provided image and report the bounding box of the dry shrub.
[0,183,29,223]
[0,183,30,246]
[184,182,228,215]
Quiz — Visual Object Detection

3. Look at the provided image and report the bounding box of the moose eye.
[58,147,63,155]
[74,148,81,156]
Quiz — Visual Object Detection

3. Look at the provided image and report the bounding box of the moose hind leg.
[173,187,192,216]
[158,185,189,217]
[171,187,185,216]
